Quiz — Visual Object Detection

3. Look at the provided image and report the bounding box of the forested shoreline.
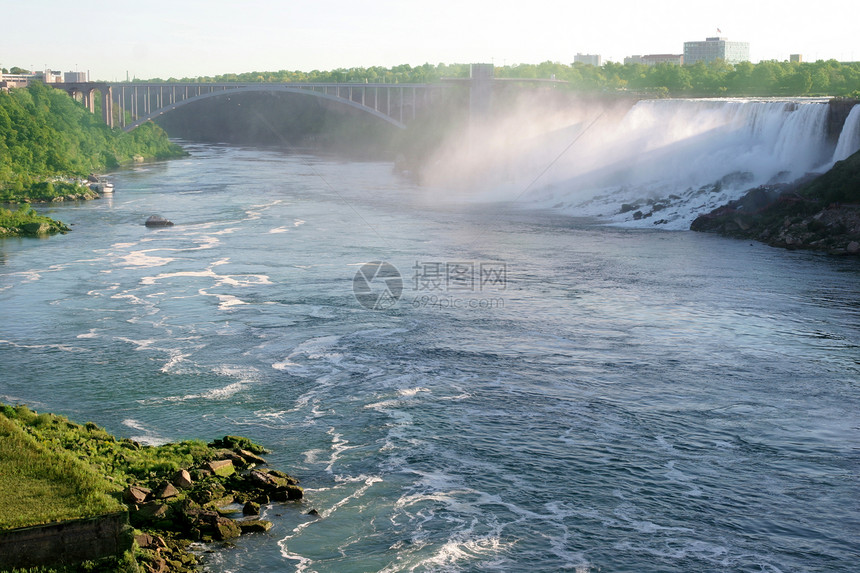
[139,59,860,97]
[0,82,185,236]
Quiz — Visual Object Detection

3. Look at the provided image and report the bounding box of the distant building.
[574,53,602,67]
[0,73,35,91]
[683,37,750,65]
[64,71,88,82]
[624,54,684,66]
[790,54,803,63]
[34,69,63,84]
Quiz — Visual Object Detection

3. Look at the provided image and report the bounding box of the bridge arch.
[122,84,418,132]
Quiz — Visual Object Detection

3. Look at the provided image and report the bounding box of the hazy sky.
[3,0,857,80]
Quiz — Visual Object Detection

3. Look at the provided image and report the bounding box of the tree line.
[133,59,860,98]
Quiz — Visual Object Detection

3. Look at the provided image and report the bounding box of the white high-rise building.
[683,37,750,65]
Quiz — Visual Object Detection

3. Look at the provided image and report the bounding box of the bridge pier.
[469,64,494,124]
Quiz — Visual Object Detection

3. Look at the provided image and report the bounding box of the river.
[1,143,858,572]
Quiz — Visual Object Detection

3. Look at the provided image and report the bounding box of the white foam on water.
[277,474,383,570]
[268,227,290,234]
[160,349,191,373]
[398,387,430,398]
[0,339,90,353]
[0,270,42,292]
[76,329,99,339]
[110,291,149,305]
[122,418,168,446]
[197,288,248,310]
[121,250,175,268]
[394,536,510,572]
[324,428,356,473]
[272,335,344,372]
[150,381,247,403]
[364,388,428,411]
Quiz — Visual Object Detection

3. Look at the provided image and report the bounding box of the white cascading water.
[530,99,836,229]
[832,104,860,162]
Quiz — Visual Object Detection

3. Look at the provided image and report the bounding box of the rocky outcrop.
[119,435,301,572]
[691,149,860,254]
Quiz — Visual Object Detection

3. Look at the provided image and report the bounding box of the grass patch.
[0,410,123,530]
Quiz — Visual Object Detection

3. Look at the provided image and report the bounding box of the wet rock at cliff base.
[238,519,273,534]
[242,501,260,516]
[145,215,174,227]
[238,449,268,466]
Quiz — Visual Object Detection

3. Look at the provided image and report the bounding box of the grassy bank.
[0,410,123,530]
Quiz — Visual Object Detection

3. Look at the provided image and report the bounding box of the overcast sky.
[2,0,857,80]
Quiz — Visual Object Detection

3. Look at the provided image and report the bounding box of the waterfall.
[833,105,860,162]
[532,99,835,229]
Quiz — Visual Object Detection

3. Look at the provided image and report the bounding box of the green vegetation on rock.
[0,204,71,237]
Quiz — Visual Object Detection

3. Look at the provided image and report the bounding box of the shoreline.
[0,404,305,572]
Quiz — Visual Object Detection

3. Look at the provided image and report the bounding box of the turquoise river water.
[1,144,858,572]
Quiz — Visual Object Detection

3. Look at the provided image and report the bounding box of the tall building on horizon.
[574,53,602,67]
[683,37,750,65]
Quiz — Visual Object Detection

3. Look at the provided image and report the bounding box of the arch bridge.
[54,81,455,131]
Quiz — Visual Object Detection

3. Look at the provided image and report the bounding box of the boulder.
[145,215,174,227]
[238,519,273,534]
[212,449,249,467]
[173,469,193,489]
[214,516,242,541]
[248,469,287,490]
[135,533,167,550]
[272,485,304,501]
[210,435,269,455]
[154,481,180,499]
[206,459,235,477]
[123,485,151,505]
[238,449,268,466]
[182,507,240,540]
[130,502,170,526]
[242,501,260,516]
